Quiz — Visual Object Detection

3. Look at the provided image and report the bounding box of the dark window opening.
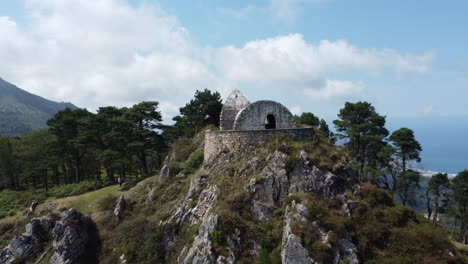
[265,114,276,129]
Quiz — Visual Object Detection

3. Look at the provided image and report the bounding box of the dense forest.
[0,89,466,244]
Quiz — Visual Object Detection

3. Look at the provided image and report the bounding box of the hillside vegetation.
[1,130,466,263]
[0,78,76,137]
[0,89,467,263]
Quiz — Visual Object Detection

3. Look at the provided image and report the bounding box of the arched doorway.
[265,114,276,129]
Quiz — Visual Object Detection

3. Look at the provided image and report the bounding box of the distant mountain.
[0,77,77,137]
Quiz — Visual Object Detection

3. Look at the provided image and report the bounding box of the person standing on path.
[117,176,123,188]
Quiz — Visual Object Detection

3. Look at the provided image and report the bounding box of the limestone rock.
[281,201,314,264]
[114,195,126,219]
[168,177,217,226]
[337,238,359,264]
[146,188,156,203]
[248,151,289,220]
[159,165,170,182]
[216,228,241,264]
[246,240,262,258]
[0,214,55,263]
[289,151,346,198]
[48,208,92,264]
[182,215,219,264]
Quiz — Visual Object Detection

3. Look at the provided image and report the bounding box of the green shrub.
[168,162,184,177]
[311,242,333,263]
[211,230,225,245]
[49,180,102,198]
[124,242,137,262]
[182,150,204,175]
[0,189,48,218]
[120,178,141,191]
[257,249,271,264]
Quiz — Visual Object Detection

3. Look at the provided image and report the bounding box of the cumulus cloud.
[0,1,435,117]
[215,34,434,100]
[304,80,365,101]
[0,0,218,111]
[216,34,434,83]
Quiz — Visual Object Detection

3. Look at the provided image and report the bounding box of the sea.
[386,116,468,176]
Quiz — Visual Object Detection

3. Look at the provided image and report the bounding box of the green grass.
[0,180,107,218]
[44,185,123,215]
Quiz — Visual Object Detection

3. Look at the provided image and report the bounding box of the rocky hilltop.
[0,129,465,263]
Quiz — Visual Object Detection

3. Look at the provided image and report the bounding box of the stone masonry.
[205,90,314,162]
[204,128,315,162]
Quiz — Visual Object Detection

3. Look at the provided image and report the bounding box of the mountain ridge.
[0,77,77,137]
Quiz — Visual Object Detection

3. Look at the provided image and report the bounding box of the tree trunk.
[402,156,406,173]
[139,152,149,178]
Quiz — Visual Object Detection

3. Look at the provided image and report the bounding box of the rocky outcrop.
[334,238,359,264]
[182,215,219,264]
[165,148,356,263]
[289,151,346,198]
[216,228,241,264]
[168,176,218,226]
[114,195,126,219]
[281,201,314,264]
[159,165,170,182]
[247,151,289,220]
[49,209,93,264]
[0,214,55,264]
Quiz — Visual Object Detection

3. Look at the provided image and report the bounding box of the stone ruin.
[219,89,297,131]
[204,90,314,162]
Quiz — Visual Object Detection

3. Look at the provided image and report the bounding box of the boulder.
[114,195,126,219]
[0,214,55,263]
[146,188,156,203]
[159,165,170,182]
[48,208,92,264]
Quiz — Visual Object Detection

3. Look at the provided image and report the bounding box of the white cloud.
[0,0,217,111]
[304,80,365,101]
[215,34,434,100]
[0,1,435,118]
[216,34,434,84]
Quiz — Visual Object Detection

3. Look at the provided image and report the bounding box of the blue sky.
[1,0,467,172]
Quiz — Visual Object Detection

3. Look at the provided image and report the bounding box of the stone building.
[204,90,314,162]
[219,90,296,131]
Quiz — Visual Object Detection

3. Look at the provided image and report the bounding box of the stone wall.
[233,100,296,131]
[204,128,315,162]
[220,90,250,131]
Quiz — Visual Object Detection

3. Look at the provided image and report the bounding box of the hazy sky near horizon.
[1,0,468,122]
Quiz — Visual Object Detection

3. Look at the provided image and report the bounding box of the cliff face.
[132,132,462,264]
[121,131,359,263]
